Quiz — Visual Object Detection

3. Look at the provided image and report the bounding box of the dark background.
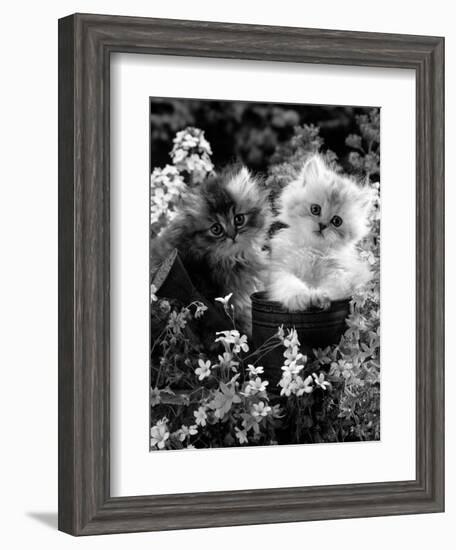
[150,98,375,174]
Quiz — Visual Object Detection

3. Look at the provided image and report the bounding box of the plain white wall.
[0,0,452,548]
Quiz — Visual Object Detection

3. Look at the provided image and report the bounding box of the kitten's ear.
[238,165,252,182]
[228,165,263,205]
[300,154,326,183]
[235,166,257,190]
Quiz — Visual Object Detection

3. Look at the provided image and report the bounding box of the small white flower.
[251,402,272,419]
[278,370,314,397]
[279,380,294,397]
[215,330,237,343]
[150,284,158,303]
[172,148,186,164]
[215,293,233,307]
[218,352,239,371]
[312,372,331,390]
[235,427,249,445]
[150,165,186,227]
[215,330,249,353]
[232,333,249,354]
[170,127,214,183]
[167,310,187,332]
[281,360,304,377]
[194,302,208,319]
[283,345,303,363]
[150,418,170,449]
[329,359,350,378]
[195,359,212,381]
[244,377,269,396]
[283,329,300,349]
[247,364,264,376]
[278,373,301,397]
[194,406,208,426]
[178,424,198,442]
[296,375,314,396]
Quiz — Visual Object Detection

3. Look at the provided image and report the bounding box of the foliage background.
[150,98,377,176]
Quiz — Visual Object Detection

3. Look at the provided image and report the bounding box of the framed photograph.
[58,13,444,535]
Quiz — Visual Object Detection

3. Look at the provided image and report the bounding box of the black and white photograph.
[0,0,448,544]
[149,98,381,450]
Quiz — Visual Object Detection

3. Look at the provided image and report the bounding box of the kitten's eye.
[310,204,321,216]
[233,214,245,227]
[331,215,343,227]
[210,223,224,236]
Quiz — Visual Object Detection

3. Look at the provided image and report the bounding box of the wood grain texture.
[58,13,445,536]
[58,15,76,535]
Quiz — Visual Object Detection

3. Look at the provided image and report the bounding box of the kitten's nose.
[318,222,327,232]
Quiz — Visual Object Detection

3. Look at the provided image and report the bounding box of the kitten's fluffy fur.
[267,154,374,311]
[151,166,271,334]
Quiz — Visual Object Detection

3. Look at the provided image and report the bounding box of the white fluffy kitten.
[267,154,374,311]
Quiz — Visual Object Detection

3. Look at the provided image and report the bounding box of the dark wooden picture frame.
[58,13,445,536]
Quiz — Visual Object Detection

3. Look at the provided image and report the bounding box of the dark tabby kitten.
[151,166,271,335]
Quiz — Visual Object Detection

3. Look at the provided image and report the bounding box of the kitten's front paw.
[281,291,313,312]
[310,289,331,311]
